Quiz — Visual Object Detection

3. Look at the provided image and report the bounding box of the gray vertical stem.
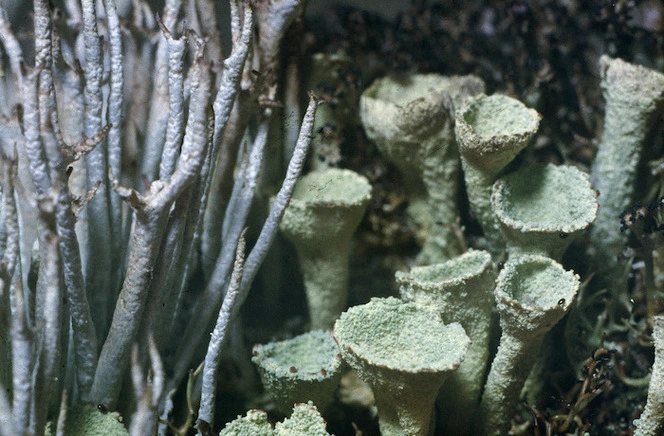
[81,0,113,343]
[102,0,126,333]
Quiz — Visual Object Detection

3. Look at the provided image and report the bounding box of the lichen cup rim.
[287,167,372,209]
[457,93,541,142]
[252,330,344,382]
[395,249,493,287]
[491,163,598,234]
[495,255,579,315]
[360,73,485,143]
[333,297,470,373]
[455,93,541,174]
[362,73,452,105]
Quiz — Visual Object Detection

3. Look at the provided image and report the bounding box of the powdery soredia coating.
[360,74,484,263]
[478,255,579,436]
[279,168,372,330]
[634,316,664,436]
[333,297,470,436]
[45,404,128,436]
[219,409,273,436]
[219,402,330,436]
[251,330,344,415]
[396,250,496,435]
[492,163,598,260]
[455,93,541,255]
[273,402,331,436]
[589,56,664,291]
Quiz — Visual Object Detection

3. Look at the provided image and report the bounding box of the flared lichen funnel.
[634,316,664,436]
[589,56,664,291]
[333,297,470,436]
[360,74,484,263]
[279,168,372,330]
[455,94,541,255]
[251,330,344,415]
[491,163,598,260]
[396,250,495,435]
[478,255,580,436]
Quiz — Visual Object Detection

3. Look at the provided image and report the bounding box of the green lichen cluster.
[333,297,470,436]
[220,402,330,436]
[251,330,344,414]
[45,404,127,436]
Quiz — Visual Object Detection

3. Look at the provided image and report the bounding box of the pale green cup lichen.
[396,249,496,435]
[279,168,372,330]
[219,402,330,436]
[220,409,273,436]
[478,255,580,436]
[589,56,664,289]
[273,402,330,436]
[333,297,470,436]
[634,316,664,436]
[45,404,128,436]
[491,163,598,260]
[455,93,541,255]
[251,330,344,415]
[360,73,484,263]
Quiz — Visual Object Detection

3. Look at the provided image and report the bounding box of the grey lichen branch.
[61,123,111,165]
[30,218,62,436]
[142,0,182,180]
[55,389,68,436]
[129,335,165,436]
[18,57,98,401]
[238,93,319,298]
[92,35,211,407]
[81,0,115,344]
[199,228,247,428]
[211,0,253,156]
[157,14,188,181]
[170,93,317,391]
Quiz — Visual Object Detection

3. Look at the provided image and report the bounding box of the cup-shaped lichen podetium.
[396,250,495,435]
[491,163,598,260]
[251,330,344,415]
[455,94,541,255]
[333,297,470,436]
[279,168,371,330]
[478,255,580,436]
[360,74,484,263]
[589,56,664,289]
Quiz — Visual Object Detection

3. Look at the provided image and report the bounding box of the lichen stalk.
[81,0,114,346]
[169,94,317,394]
[478,256,579,435]
[199,230,246,427]
[360,74,484,263]
[279,168,372,329]
[634,315,664,436]
[92,38,211,407]
[589,56,664,291]
[397,250,496,434]
[455,93,541,256]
